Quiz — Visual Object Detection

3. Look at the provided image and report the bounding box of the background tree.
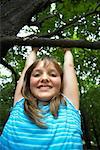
[0,0,100,149]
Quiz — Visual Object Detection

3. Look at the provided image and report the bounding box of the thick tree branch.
[0,36,100,49]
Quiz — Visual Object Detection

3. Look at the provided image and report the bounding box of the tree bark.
[0,0,57,35]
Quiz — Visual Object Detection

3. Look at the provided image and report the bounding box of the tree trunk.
[0,0,58,57]
[91,117,100,149]
[81,110,91,149]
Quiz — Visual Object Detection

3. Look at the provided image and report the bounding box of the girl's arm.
[63,48,79,110]
[14,49,38,104]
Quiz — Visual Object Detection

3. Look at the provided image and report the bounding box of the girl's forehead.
[33,60,56,70]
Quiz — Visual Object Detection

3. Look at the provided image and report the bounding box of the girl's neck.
[38,99,50,106]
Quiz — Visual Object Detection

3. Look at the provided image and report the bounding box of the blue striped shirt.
[0,96,83,150]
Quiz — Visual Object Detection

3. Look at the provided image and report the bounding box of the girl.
[0,48,83,149]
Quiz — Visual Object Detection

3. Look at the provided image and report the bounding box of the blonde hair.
[22,57,67,128]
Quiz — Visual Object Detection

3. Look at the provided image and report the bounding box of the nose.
[40,73,49,82]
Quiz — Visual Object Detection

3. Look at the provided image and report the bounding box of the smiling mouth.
[37,85,52,89]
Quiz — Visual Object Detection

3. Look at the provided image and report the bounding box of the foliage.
[0,82,14,132]
[81,86,100,146]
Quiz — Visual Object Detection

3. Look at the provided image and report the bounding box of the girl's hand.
[63,48,70,53]
[25,48,39,68]
[32,47,39,52]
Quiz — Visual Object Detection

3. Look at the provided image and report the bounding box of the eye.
[50,73,57,77]
[34,73,40,77]
[31,73,41,77]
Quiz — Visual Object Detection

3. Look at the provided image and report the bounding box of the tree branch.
[0,36,100,49]
[29,13,59,27]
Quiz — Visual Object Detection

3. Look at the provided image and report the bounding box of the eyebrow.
[32,69,42,73]
[48,69,58,72]
[32,68,58,73]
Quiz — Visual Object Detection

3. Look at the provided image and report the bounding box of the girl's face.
[30,60,61,102]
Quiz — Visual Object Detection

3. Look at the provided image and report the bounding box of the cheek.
[30,77,38,86]
[53,78,61,89]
